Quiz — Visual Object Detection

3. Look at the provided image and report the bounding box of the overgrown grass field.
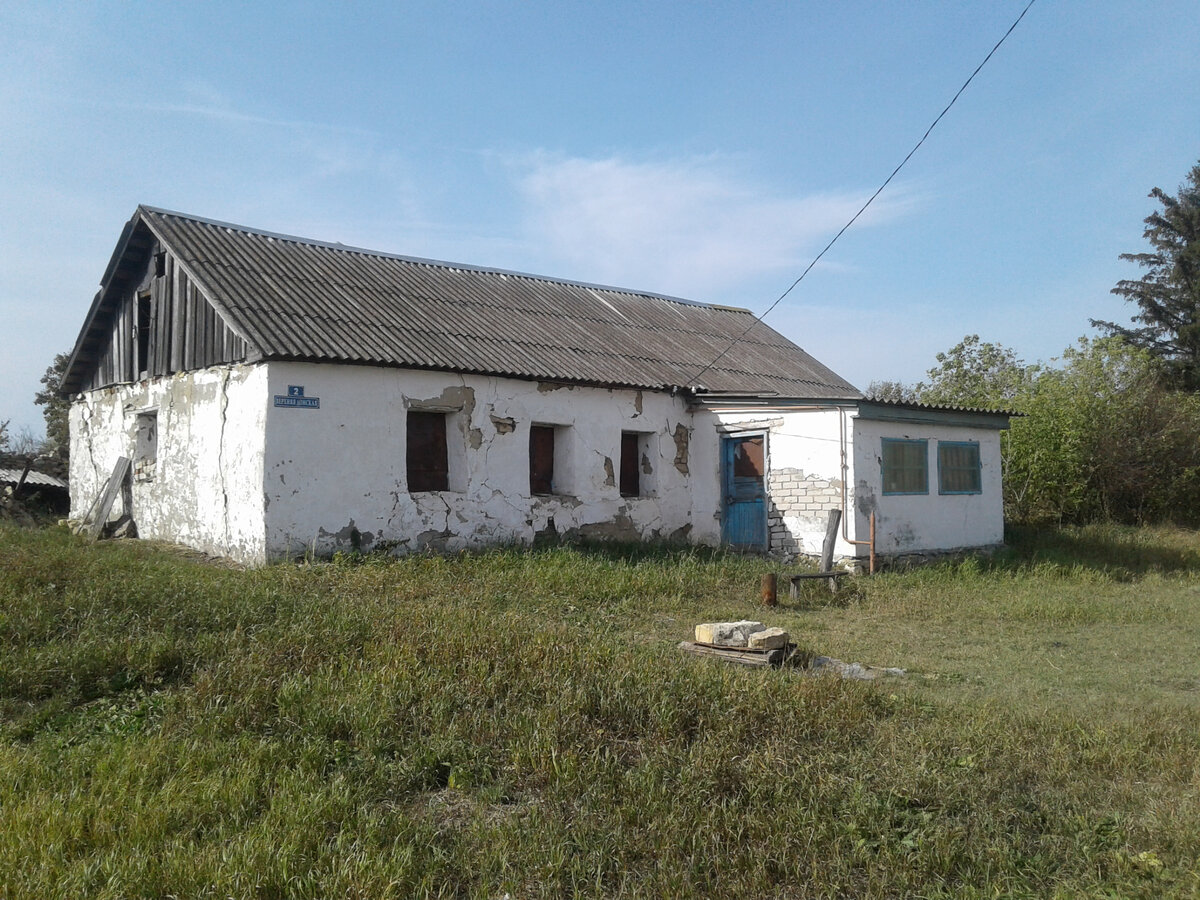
[2,524,1199,898]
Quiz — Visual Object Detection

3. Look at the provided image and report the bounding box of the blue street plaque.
[274,385,320,409]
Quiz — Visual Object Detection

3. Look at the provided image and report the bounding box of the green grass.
[2,523,1199,898]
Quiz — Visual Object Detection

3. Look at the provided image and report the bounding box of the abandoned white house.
[62,206,1012,566]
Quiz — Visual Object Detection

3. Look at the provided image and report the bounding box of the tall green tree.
[34,352,71,462]
[1093,161,1200,389]
[916,334,1036,408]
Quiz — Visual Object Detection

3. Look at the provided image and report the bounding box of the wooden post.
[820,509,842,593]
[14,457,33,498]
[761,573,777,606]
[820,509,841,571]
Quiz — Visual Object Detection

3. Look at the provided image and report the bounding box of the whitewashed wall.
[68,364,268,563]
[692,406,860,558]
[260,363,701,560]
[852,417,1005,554]
[67,362,1008,565]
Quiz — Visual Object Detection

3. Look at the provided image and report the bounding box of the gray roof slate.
[70,206,863,399]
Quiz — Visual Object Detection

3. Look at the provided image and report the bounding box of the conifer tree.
[1094,161,1200,388]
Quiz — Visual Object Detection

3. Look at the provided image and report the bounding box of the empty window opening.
[619,431,641,497]
[529,425,555,495]
[881,438,928,495]
[134,411,158,482]
[407,411,449,492]
[136,292,152,377]
[154,251,167,278]
[938,441,982,494]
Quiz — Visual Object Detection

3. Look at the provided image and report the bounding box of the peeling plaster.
[855,480,877,516]
[489,414,516,434]
[602,456,615,487]
[69,364,268,564]
[565,512,640,542]
[672,423,690,475]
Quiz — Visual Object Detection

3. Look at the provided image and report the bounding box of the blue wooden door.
[721,435,767,550]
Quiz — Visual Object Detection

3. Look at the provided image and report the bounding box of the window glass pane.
[882,439,927,494]
[530,426,555,495]
[938,442,981,493]
[407,411,448,492]
[619,432,640,497]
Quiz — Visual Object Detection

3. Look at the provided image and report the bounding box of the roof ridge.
[137,205,753,315]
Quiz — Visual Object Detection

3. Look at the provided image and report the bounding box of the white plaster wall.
[693,406,859,558]
[260,363,699,559]
[69,364,268,563]
[852,417,1005,555]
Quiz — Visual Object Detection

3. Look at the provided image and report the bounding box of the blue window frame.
[881,438,928,495]
[938,441,982,494]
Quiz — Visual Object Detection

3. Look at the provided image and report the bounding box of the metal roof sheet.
[0,468,68,489]
[73,206,863,398]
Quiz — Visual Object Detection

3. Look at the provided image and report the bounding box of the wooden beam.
[86,456,131,540]
[678,641,788,668]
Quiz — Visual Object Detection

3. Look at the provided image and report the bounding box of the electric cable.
[685,0,1038,387]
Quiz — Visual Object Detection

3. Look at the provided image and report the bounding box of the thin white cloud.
[513,154,916,301]
[134,101,377,138]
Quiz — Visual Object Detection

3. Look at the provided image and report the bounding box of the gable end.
[62,213,251,395]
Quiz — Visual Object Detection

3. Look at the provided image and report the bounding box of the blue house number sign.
[274,385,320,409]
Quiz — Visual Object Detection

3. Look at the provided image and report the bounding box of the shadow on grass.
[987,523,1200,578]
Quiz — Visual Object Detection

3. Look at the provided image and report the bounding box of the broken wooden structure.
[677,640,806,669]
[73,456,131,540]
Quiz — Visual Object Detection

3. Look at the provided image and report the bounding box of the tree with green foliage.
[865,379,919,404]
[893,334,1200,525]
[1093,161,1200,389]
[1003,338,1200,525]
[33,351,71,463]
[916,334,1037,409]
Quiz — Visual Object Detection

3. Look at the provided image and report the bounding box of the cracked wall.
[261,363,702,560]
[68,364,268,563]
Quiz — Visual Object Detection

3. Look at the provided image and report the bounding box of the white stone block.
[695,620,766,647]
[748,627,790,650]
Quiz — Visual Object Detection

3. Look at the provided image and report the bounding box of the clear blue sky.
[3,1,1199,439]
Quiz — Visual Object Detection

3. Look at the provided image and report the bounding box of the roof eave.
[60,211,141,396]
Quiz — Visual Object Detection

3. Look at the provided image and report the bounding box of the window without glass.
[733,435,765,479]
[136,291,152,377]
[529,425,555,495]
[134,410,158,482]
[619,431,641,497]
[938,441,982,494]
[135,411,157,462]
[881,438,928,495]
[407,411,448,492]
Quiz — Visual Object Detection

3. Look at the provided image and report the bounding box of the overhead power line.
[686,0,1038,388]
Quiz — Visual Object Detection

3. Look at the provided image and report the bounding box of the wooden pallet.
[677,640,802,668]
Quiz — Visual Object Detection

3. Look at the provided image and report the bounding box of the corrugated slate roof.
[73,206,863,398]
[0,468,68,490]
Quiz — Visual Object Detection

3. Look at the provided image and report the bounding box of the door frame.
[720,429,769,551]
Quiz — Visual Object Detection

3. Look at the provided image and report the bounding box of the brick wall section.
[767,467,842,555]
